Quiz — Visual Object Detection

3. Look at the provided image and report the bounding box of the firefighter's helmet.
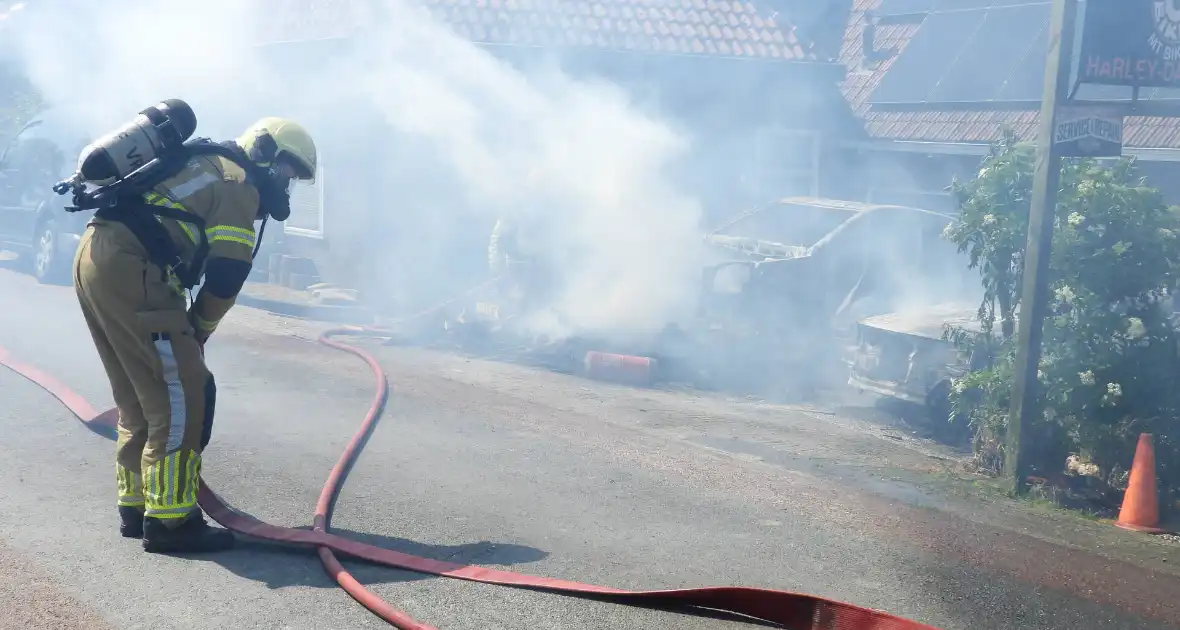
[236,117,317,182]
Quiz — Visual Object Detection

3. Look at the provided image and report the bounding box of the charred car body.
[454,197,980,399]
[848,304,982,406]
[847,304,988,441]
[682,198,976,398]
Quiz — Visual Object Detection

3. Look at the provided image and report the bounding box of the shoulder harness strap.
[90,139,268,291]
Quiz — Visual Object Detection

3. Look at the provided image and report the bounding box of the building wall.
[862,152,971,213]
[1131,160,1180,204]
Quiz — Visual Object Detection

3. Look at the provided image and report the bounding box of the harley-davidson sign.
[1079,0,1180,87]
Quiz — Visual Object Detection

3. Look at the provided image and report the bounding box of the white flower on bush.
[982,214,997,226]
[1079,370,1096,386]
[1068,212,1084,227]
[1055,286,1076,304]
[1126,317,1146,339]
[1102,382,1123,406]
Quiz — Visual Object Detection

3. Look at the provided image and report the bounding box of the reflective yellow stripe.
[208,225,253,238]
[117,463,144,507]
[192,313,219,333]
[143,450,200,519]
[144,193,198,244]
[187,455,201,508]
[207,224,256,249]
[178,222,197,243]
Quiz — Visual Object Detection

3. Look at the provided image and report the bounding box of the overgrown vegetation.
[942,130,1180,515]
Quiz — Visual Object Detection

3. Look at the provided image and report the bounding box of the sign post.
[1005,0,1079,495]
[1008,0,1177,493]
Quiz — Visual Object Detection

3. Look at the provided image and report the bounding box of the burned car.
[848,304,980,410]
[451,197,978,400]
[845,292,1011,448]
[683,198,974,397]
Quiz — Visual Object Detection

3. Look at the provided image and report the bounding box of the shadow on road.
[194,526,785,627]
[196,525,548,589]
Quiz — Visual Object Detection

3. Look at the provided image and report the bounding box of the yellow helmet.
[236,117,317,181]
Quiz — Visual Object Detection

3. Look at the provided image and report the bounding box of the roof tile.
[258,0,814,61]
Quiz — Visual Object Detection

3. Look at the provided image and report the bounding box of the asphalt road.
[0,265,1177,630]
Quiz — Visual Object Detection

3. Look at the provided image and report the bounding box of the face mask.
[256,166,292,222]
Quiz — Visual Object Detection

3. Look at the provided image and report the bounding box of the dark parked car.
[0,111,92,284]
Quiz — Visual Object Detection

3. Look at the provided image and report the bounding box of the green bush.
[942,130,1180,504]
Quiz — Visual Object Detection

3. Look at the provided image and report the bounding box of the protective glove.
[188,310,216,354]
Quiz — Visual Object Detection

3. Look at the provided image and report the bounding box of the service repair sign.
[1078,0,1180,87]
[1053,106,1124,157]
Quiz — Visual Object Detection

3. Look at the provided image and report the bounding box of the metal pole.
[1005,0,1079,495]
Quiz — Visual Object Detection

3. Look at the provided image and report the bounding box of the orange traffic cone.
[1115,433,1164,533]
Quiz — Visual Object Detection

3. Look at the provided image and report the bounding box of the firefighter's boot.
[142,513,235,554]
[119,506,145,538]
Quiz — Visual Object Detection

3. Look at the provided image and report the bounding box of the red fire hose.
[0,327,941,630]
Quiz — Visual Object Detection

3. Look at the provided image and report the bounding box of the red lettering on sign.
[1082,55,1180,87]
[1087,55,1102,77]
[1113,57,1127,78]
[1138,59,1155,81]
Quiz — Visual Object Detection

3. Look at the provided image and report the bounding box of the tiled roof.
[258,0,814,61]
[839,0,1180,150]
[838,3,916,119]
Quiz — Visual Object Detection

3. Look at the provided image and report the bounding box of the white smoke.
[7,0,705,341]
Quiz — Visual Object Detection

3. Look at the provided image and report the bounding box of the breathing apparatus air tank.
[74,99,198,186]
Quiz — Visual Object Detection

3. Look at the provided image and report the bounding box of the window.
[284,155,325,238]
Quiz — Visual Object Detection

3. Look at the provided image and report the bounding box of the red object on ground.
[1116,433,1164,534]
[0,331,942,630]
[583,351,656,386]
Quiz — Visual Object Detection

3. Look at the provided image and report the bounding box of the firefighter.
[487,216,521,278]
[72,117,317,553]
[487,215,555,314]
[487,168,556,312]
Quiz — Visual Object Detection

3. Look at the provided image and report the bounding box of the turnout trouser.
[73,225,216,527]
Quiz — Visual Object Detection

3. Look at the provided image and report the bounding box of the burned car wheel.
[31,217,74,286]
